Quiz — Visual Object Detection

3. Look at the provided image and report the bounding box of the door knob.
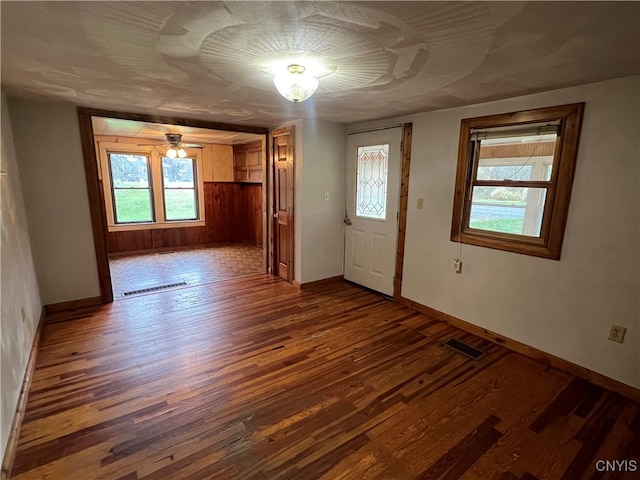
[344,217,352,226]
[274,212,279,218]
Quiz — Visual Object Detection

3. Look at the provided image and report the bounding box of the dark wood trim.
[77,111,114,303]
[1,309,46,480]
[398,296,640,404]
[295,275,345,290]
[270,126,294,283]
[77,107,270,303]
[44,296,103,315]
[393,123,412,301]
[261,137,269,273]
[450,103,584,260]
[267,134,274,275]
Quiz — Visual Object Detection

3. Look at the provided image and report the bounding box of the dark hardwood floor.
[7,275,639,479]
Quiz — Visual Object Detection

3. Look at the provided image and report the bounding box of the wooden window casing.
[451,103,584,259]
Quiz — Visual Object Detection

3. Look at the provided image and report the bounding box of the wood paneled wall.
[107,182,262,254]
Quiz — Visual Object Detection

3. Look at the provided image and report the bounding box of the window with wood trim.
[109,153,154,224]
[451,103,584,259]
[98,142,205,231]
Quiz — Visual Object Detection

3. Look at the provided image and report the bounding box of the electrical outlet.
[453,259,462,273]
[417,198,424,209]
[324,192,329,202]
[608,324,626,343]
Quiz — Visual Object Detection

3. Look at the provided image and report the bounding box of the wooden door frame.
[394,123,412,301]
[269,126,294,283]
[77,107,269,304]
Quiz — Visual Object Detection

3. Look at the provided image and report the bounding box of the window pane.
[109,154,149,187]
[356,144,388,219]
[162,157,197,221]
[469,186,547,237]
[476,133,557,181]
[164,189,197,221]
[477,163,533,181]
[162,157,195,187]
[109,153,152,224]
[113,189,153,223]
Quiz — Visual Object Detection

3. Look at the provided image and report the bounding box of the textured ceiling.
[92,117,263,144]
[1,1,638,128]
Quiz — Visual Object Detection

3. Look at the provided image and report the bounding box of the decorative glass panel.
[162,157,197,221]
[356,144,389,219]
[109,153,153,223]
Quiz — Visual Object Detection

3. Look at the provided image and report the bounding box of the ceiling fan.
[139,133,204,158]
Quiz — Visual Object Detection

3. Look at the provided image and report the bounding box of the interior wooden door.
[272,127,294,282]
[344,128,402,296]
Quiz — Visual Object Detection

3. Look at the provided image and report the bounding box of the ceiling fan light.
[166,148,178,158]
[274,64,319,103]
[177,148,188,158]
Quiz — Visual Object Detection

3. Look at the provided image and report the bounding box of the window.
[162,157,198,221]
[451,103,584,259]
[109,153,154,223]
[98,143,204,231]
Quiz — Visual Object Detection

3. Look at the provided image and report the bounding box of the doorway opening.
[78,108,270,302]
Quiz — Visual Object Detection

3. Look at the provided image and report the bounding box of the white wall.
[275,118,346,284]
[299,119,346,283]
[8,98,100,305]
[0,94,43,462]
[349,75,640,388]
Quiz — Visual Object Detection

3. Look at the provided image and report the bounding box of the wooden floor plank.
[7,275,639,479]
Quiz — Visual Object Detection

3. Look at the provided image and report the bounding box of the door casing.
[270,126,295,283]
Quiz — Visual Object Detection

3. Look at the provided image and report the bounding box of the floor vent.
[442,338,486,360]
[122,281,188,297]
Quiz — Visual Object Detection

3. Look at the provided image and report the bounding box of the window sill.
[107,220,205,233]
[451,231,560,259]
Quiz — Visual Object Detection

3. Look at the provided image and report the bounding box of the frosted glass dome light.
[274,64,319,103]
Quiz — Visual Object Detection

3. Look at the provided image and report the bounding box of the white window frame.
[97,142,205,232]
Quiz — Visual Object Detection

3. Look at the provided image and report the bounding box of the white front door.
[344,128,402,296]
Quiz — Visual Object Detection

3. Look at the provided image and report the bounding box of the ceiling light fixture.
[165,133,187,158]
[274,64,319,103]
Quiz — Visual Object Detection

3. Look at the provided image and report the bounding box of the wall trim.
[295,275,344,290]
[399,296,640,404]
[44,296,103,316]
[393,123,413,301]
[1,309,46,480]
